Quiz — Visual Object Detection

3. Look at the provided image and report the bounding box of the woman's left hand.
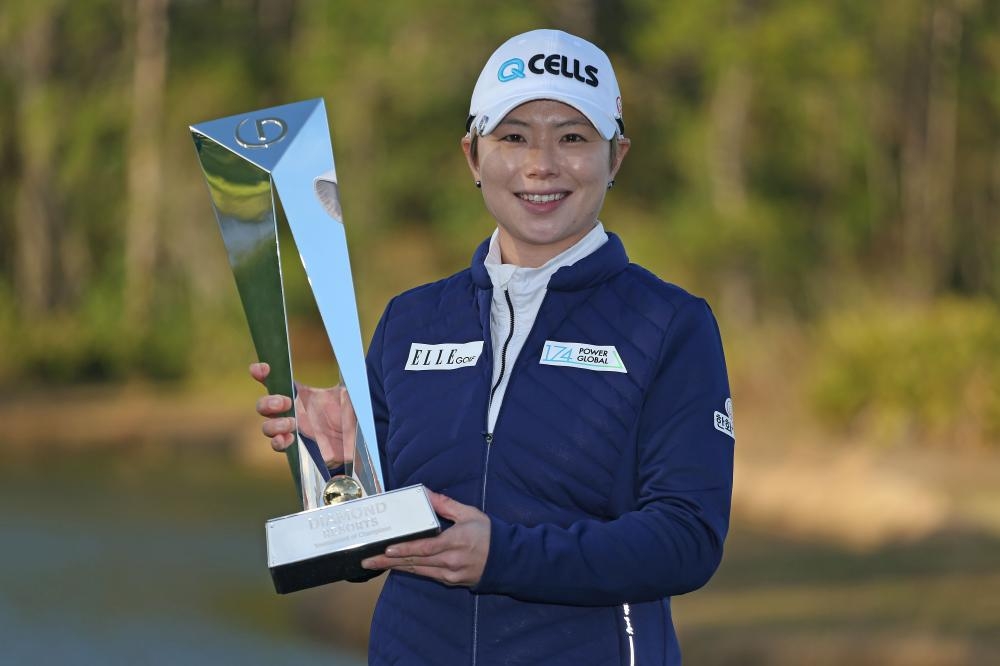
[362,491,491,587]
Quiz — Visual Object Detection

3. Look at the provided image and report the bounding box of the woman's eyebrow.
[495,118,529,128]
[554,119,588,129]
[495,118,588,129]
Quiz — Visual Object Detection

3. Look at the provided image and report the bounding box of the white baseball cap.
[467,29,624,140]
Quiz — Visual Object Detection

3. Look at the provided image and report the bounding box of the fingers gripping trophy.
[190,99,439,594]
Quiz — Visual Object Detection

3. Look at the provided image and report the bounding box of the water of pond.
[0,448,367,665]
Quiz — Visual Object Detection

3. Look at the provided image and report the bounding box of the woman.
[254,29,734,666]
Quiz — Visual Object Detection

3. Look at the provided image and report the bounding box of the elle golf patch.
[405,341,483,371]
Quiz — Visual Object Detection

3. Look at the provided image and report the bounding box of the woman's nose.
[524,141,559,178]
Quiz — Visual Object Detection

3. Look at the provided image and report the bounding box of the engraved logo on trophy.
[234,116,288,148]
[191,99,440,593]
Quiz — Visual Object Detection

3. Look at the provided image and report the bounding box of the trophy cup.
[190,99,440,594]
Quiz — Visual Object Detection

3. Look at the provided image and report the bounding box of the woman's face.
[462,100,629,268]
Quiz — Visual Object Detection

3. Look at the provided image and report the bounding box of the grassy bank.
[4,314,999,664]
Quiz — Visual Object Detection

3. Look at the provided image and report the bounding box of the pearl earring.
[607,180,615,189]
[475,180,482,189]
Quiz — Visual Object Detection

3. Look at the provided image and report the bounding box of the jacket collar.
[470,231,629,292]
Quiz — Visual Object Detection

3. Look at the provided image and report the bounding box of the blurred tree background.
[1,0,999,663]
[1,0,998,445]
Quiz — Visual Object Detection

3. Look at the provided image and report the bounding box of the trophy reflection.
[319,385,363,505]
[190,99,439,593]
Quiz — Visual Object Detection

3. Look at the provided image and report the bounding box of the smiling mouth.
[517,192,568,204]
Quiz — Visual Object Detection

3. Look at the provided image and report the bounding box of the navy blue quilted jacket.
[365,233,734,665]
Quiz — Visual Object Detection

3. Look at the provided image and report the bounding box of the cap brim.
[474,91,618,140]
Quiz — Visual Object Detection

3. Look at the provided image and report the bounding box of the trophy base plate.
[266,484,440,594]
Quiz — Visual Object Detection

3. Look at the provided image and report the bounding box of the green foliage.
[809,299,1000,448]
[0,0,997,424]
[0,279,195,384]
[0,282,124,384]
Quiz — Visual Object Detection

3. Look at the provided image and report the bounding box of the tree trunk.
[12,7,58,319]
[124,0,170,327]
[552,0,597,39]
[900,3,962,299]
[923,3,961,290]
[709,66,752,217]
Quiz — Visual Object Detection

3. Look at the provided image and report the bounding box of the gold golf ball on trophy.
[323,475,364,505]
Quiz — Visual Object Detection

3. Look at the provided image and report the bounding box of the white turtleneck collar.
[482,223,608,431]
[484,222,608,290]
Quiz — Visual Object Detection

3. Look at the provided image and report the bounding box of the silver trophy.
[190,99,439,593]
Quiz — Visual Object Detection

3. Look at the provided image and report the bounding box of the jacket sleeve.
[472,299,734,605]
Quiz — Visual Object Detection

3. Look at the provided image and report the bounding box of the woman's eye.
[499,133,525,143]
[562,133,586,143]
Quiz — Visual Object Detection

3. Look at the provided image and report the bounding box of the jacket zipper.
[473,288,514,666]
[488,289,515,405]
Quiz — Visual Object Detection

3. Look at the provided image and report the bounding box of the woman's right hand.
[250,362,348,468]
